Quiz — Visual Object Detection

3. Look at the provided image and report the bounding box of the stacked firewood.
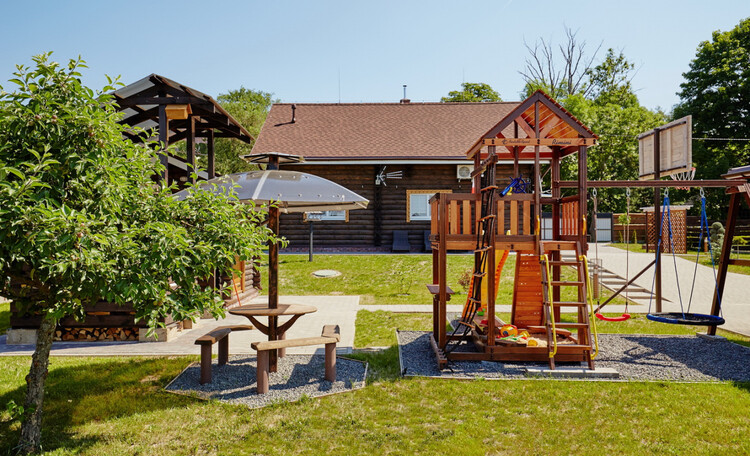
[54,327,139,341]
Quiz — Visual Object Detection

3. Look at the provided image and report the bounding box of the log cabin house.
[250,100,542,250]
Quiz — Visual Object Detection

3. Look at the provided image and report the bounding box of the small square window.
[406,189,451,222]
[320,210,346,221]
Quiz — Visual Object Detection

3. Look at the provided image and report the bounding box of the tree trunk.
[17,316,56,455]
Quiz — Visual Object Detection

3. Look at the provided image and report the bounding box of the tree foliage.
[441,82,502,102]
[213,87,277,174]
[674,17,750,218]
[0,54,276,453]
[520,30,666,213]
[520,27,602,99]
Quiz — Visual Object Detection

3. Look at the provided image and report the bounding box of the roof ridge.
[270,101,520,106]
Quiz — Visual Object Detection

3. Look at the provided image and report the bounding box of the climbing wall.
[511,252,544,328]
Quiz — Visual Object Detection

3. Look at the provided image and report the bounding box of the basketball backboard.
[638,116,692,180]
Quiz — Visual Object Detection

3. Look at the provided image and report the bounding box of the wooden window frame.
[406,189,452,222]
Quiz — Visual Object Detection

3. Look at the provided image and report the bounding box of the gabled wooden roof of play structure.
[112,74,253,145]
[466,90,598,160]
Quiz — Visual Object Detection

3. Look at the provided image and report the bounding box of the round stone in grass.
[312,269,341,278]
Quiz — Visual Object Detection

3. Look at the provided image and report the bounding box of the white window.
[320,210,346,221]
[406,189,451,222]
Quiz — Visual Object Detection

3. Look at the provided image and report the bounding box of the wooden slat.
[498,200,505,234]
[510,201,518,235]
[252,335,337,351]
[462,200,471,234]
[450,200,459,234]
[523,200,531,234]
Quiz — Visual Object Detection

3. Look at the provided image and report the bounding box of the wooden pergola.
[113,74,253,186]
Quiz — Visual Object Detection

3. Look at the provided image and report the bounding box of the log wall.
[279,163,526,249]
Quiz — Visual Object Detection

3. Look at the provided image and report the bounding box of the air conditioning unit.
[456,164,472,180]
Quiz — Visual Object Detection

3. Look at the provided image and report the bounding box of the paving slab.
[524,367,620,379]
[594,243,750,336]
[0,295,359,357]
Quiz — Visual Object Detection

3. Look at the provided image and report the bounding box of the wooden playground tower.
[429,91,599,369]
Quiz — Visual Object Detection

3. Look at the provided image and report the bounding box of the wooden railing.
[561,196,579,236]
[430,193,538,250]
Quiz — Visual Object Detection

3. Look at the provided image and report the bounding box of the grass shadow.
[0,356,197,454]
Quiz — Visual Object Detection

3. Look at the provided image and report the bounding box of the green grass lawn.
[0,300,9,335]
[263,254,630,306]
[1,354,749,455]
[3,255,750,454]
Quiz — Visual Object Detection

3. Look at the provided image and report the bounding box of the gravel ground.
[398,331,750,382]
[166,354,367,408]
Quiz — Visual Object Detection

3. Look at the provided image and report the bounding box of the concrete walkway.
[3,244,747,357]
[0,295,359,356]
[594,243,750,336]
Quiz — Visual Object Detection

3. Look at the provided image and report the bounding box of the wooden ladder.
[539,241,595,370]
[452,156,498,346]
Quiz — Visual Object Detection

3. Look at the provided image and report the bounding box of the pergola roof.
[466,90,598,160]
[113,74,252,144]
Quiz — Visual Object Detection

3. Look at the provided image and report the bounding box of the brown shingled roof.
[251,102,520,160]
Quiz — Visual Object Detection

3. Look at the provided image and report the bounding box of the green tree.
[0,54,276,454]
[214,87,277,174]
[441,82,502,102]
[520,36,667,213]
[674,17,750,218]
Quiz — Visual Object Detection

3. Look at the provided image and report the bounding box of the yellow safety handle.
[541,254,558,358]
[582,214,587,235]
[535,215,540,236]
[580,255,599,359]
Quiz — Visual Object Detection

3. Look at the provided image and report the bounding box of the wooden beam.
[710,192,739,335]
[483,138,597,147]
[186,116,196,184]
[158,103,169,182]
[557,180,744,188]
[540,117,562,138]
[515,116,536,138]
[116,96,212,107]
[207,129,215,179]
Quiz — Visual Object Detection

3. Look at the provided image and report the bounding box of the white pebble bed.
[398,331,750,382]
[166,354,367,408]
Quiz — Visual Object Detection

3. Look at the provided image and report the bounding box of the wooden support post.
[653,128,662,312]
[218,336,229,365]
[578,145,588,256]
[256,350,269,394]
[551,147,561,302]
[710,193,739,335]
[534,102,541,255]
[438,197,448,349]
[325,342,336,381]
[200,344,212,384]
[157,103,169,183]
[186,115,196,184]
[432,244,440,339]
[278,331,286,358]
[207,129,215,179]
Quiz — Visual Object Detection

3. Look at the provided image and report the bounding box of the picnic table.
[229,303,317,372]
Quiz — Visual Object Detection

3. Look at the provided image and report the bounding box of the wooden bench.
[251,325,340,394]
[195,325,254,384]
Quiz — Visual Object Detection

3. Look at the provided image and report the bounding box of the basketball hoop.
[670,166,696,190]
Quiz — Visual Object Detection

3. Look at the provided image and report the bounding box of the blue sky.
[1,1,748,112]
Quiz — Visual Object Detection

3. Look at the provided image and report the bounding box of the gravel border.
[398,330,750,382]
[166,354,367,408]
